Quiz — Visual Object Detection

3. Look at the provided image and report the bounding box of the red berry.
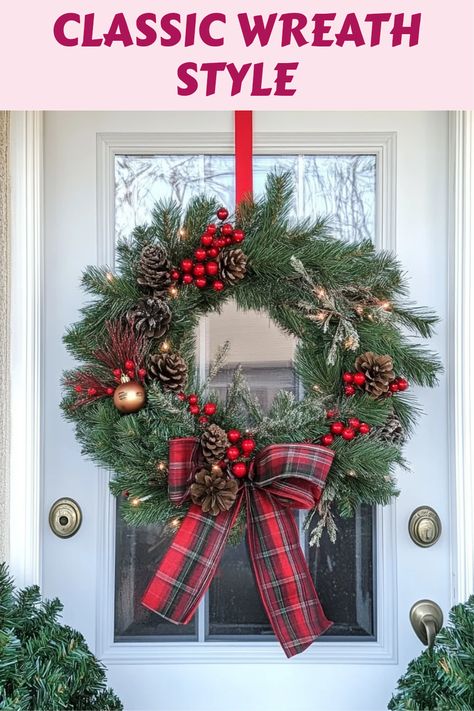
[342,427,356,441]
[359,423,371,435]
[241,438,256,455]
[171,269,180,281]
[201,233,213,247]
[397,378,409,391]
[205,261,219,277]
[233,229,245,243]
[194,248,207,262]
[106,387,114,396]
[342,372,354,384]
[181,258,193,273]
[353,372,366,387]
[203,402,217,416]
[193,263,206,277]
[326,408,338,419]
[216,207,229,221]
[113,368,121,378]
[344,385,356,396]
[198,415,209,425]
[188,394,198,405]
[126,370,135,379]
[125,359,134,370]
[189,404,200,416]
[225,236,233,245]
[348,417,361,430]
[389,382,399,392]
[138,368,147,378]
[195,277,207,289]
[207,247,219,259]
[218,238,228,249]
[182,274,193,285]
[321,434,334,447]
[177,392,186,401]
[87,387,97,396]
[213,280,225,292]
[226,446,240,461]
[74,385,82,393]
[232,462,247,478]
[206,224,217,235]
[221,223,233,236]
[330,421,344,435]
[227,429,241,443]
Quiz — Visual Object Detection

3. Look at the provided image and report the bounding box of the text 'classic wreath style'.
[62,173,441,656]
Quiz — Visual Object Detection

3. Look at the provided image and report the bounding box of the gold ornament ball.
[113,381,146,414]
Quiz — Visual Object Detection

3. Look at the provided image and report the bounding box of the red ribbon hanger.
[234,110,253,205]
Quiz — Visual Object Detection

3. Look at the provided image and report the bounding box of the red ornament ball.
[232,462,247,478]
[171,269,180,280]
[177,392,186,401]
[358,423,371,435]
[193,263,206,277]
[106,387,114,396]
[206,224,217,235]
[216,238,227,249]
[181,258,193,273]
[321,434,334,447]
[342,372,354,384]
[201,233,213,247]
[353,372,366,387]
[233,229,245,243]
[195,277,207,289]
[194,248,207,262]
[216,207,229,221]
[189,404,200,416]
[213,280,225,292]
[198,415,209,425]
[125,359,134,370]
[207,247,219,259]
[221,223,234,236]
[203,402,217,416]
[348,417,361,430]
[344,385,356,397]
[326,408,338,419]
[330,421,344,435]
[389,382,399,392]
[241,438,256,455]
[341,427,356,441]
[87,387,97,396]
[188,394,198,405]
[227,429,241,444]
[182,274,193,285]
[397,378,409,391]
[205,261,219,276]
[226,446,240,461]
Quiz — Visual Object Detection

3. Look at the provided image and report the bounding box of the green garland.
[61,173,441,543]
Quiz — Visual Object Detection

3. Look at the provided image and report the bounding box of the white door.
[39,111,449,711]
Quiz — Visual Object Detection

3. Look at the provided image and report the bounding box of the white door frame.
[8,110,474,612]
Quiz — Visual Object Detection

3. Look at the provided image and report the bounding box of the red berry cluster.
[112,360,147,384]
[225,429,256,479]
[171,208,245,292]
[342,371,409,397]
[321,411,371,446]
[178,392,218,426]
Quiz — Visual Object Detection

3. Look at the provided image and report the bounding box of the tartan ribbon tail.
[142,500,242,624]
[168,437,199,504]
[246,488,332,658]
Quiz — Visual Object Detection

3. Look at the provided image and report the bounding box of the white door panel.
[42,111,449,711]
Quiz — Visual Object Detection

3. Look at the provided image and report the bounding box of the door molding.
[7,111,473,659]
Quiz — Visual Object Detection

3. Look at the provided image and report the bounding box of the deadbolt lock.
[49,498,82,538]
[408,506,441,547]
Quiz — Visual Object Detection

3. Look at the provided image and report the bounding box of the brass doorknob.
[408,506,441,547]
[49,498,82,538]
[410,600,443,649]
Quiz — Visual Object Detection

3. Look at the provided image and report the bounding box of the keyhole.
[59,515,69,526]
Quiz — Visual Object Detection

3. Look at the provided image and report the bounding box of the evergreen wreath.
[61,173,441,545]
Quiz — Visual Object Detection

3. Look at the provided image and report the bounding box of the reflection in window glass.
[114,151,376,642]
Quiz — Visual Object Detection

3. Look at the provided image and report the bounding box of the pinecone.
[148,352,188,392]
[354,351,395,398]
[137,244,172,296]
[128,297,172,339]
[378,414,406,445]
[218,248,247,285]
[190,467,238,516]
[200,424,229,464]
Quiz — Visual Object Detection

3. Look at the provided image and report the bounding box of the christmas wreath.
[62,172,441,656]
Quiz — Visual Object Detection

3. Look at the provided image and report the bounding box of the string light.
[160,341,171,353]
[157,461,167,472]
[211,464,223,474]
[168,286,179,298]
[381,300,392,311]
[178,227,187,240]
[170,518,180,529]
[106,271,115,283]
[315,287,327,300]
[312,384,321,393]
[347,469,357,478]
[131,497,141,507]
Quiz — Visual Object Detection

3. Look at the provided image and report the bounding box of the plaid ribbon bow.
[142,437,335,657]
